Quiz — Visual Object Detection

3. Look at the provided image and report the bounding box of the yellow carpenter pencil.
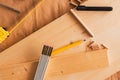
[52,40,84,55]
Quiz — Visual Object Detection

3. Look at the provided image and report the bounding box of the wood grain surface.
[77,0,120,80]
[0,0,119,79]
[0,0,70,52]
[0,11,109,80]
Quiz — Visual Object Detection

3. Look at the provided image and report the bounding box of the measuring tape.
[0,0,45,43]
[0,27,9,43]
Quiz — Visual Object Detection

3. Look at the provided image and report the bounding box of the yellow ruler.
[0,0,45,43]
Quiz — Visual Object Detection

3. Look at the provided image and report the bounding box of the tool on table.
[34,45,53,80]
[34,40,84,80]
[69,0,113,37]
[0,27,9,43]
[0,0,45,43]
[70,0,94,37]
[0,3,20,43]
[76,5,113,11]
[0,3,20,13]
[70,0,113,11]
[52,40,84,55]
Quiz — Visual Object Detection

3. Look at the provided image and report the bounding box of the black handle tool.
[76,5,113,11]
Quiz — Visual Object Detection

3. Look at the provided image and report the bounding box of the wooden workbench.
[0,0,120,79]
[77,0,120,79]
[0,0,70,52]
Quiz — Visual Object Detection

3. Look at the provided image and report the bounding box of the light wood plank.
[0,48,108,80]
[0,11,108,80]
[71,0,120,79]
[1,0,118,79]
[0,13,89,66]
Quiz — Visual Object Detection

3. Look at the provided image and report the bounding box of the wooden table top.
[0,0,120,80]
